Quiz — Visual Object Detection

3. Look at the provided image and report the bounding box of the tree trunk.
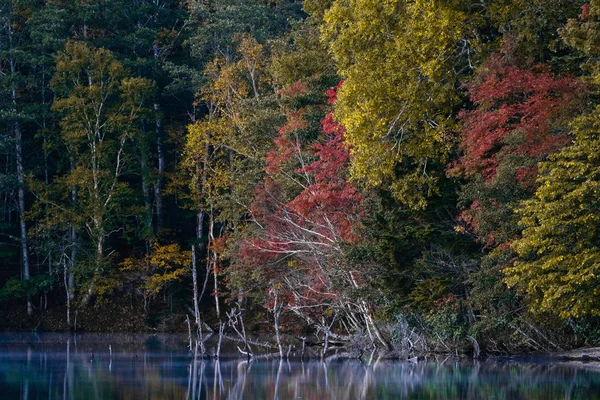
[154,104,164,233]
[67,161,77,328]
[273,289,284,358]
[208,211,220,319]
[64,256,71,328]
[191,243,201,330]
[15,122,31,316]
[80,225,104,307]
[9,18,31,316]
[138,149,153,237]
[153,43,164,233]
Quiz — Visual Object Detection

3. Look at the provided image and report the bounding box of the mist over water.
[1,333,600,399]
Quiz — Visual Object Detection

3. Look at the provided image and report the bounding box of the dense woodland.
[3,0,600,356]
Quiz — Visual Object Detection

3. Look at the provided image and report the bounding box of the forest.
[2,0,600,358]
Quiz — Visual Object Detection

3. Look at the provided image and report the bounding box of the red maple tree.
[235,82,386,345]
[449,49,583,183]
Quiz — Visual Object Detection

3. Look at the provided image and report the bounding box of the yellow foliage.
[183,116,237,210]
[507,108,600,318]
[182,33,273,222]
[507,2,600,319]
[320,0,467,208]
[120,242,191,299]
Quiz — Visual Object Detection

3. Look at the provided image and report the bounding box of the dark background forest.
[2,0,600,356]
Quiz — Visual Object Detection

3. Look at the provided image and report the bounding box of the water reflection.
[1,333,600,399]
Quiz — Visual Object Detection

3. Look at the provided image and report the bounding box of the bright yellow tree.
[320,0,470,209]
[506,1,600,318]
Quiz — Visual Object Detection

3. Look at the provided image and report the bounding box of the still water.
[1,333,600,399]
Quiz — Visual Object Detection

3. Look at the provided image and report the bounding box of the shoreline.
[3,328,600,364]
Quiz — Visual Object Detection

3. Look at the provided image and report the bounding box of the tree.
[180,33,274,321]
[50,41,152,305]
[120,241,191,308]
[449,46,584,247]
[112,0,188,236]
[506,109,600,318]
[0,0,44,316]
[506,1,600,319]
[235,83,390,347]
[319,0,472,209]
[485,0,585,63]
[441,37,586,349]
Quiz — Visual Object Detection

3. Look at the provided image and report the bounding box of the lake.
[1,333,600,399]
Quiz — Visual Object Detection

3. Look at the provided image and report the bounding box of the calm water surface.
[1,333,600,399]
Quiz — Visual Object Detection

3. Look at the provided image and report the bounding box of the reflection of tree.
[3,335,600,400]
[180,359,600,400]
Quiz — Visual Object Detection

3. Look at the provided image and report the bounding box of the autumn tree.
[507,1,600,319]
[234,83,390,347]
[319,0,472,209]
[120,242,191,308]
[50,41,152,306]
[165,0,307,331]
[507,109,600,318]
[449,47,584,247]
[439,41,584,349]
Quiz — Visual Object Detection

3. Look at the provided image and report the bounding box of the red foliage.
[581,3,591,20]
[448,52,584,182]
[459,200,480,233]
[264,109,308,175]
[236,81,365,322]
[278,81,309,98]
[448,49,585,247]
[325,81,344,104]
[209,235,228,255]
[287,110,362,241]
[261,81,362,243]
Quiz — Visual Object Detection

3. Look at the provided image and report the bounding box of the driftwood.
[184,305,213,333]
[223,334,276,349]
[324,351,361,361]
[237,348,284,360]
[227,304,253,359]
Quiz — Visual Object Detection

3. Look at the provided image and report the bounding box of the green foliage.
[187,0,303,61]
[466,246,526,351]
[560,0,600,84]
[0,275,54,302]
[422,295,469,349]
[270,19,335,88]
[486,0,585,63]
